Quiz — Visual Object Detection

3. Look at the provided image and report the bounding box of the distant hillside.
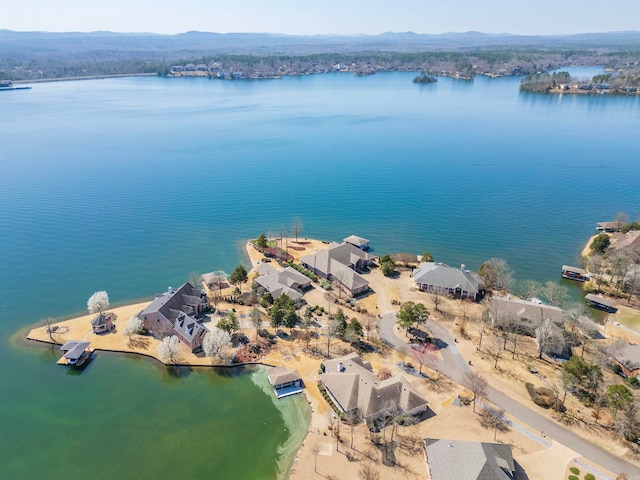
[1,29,639,81]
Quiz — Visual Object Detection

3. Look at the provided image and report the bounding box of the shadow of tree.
[129,336,150,350]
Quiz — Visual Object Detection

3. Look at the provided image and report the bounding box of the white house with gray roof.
[300,242,375,296]
[320,352,427,420]
[423,438,515,480]
[412,262,485,301]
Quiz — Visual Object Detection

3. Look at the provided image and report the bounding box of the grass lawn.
[614,305,640,330]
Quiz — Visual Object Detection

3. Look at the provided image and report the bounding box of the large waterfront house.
[91,313,114,333]
[319,352,428,421]
[300,242,375,296]
[254,266,312,301]
[140,282,209,352]
[423,438,515,480]
[489,297,564,335]
[412,262,485,301]
[610,343,640,378]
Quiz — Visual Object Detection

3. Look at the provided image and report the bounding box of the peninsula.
[27,230,640,480]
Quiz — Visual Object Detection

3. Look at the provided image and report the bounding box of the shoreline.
[13,73,158,84]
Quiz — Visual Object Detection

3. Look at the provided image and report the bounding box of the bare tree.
[587,254,606,290]
[610,248,633,297]
[464,371,488,413]
[291,217,303,242]
[592,388,607,425]
[541,281,569,307]
[535,319,565,359]
[157,335,181,364]
[485,337,503,369]
[358,461,381,480]
[625,265,640,303]
[617,401,640,442]
[188,272,202,289]
[517,279,542,301]
[558,370,579,407]
[479,258,514,292]
[364,314,376,340]
[42,316,57,343]
[480,406,509,440]
[326,323,336,357]
[614,212,630,230]
[250,306,262,337]
[410,343,436,375]
[477,310,489,351]
[87,290,110,314]
[428,286,447,313]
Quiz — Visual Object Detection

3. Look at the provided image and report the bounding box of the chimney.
[338,362,345,372]
[460,264,465,271]
[168,286,174,294]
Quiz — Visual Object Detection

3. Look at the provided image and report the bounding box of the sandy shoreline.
[23,235,638,480]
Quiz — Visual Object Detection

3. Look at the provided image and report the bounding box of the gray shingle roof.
[141,282,206,326]
[59,341,91,361]
[267,366,302,386]
[611,343,640,372]
[490,297,564,326]
[413,262,484,294]
[344,235,370,247]
[301,242,374,276]
[424,438,514,480]
[321,353,427,418]
[255,267,310,300]
[91,313,110,327]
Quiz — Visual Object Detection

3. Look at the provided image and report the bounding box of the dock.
[585,293,618,313]
[267,366,304,399]
[561,265,589,281]
[58,341,93,367]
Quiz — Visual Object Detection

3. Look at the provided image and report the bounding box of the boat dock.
[561,265,589,281]
[58,341,93,367]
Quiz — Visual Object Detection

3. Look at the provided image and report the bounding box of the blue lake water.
[0,69,639,477]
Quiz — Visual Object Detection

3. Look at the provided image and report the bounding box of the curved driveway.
[380,313,640,479]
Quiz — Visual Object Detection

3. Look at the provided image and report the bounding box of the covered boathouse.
[267,367,304,399]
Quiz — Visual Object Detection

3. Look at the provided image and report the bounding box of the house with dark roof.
[300,242,375,296]
[140,282,209,352]
[320,353,427,421]
[412,262,485,301]
[423,438,515,480]
[91,313,114,333]
[610,343,640,378]
[254,266,312,301]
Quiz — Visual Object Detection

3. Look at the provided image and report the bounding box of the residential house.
[320,352,427,421]
[611,230,640,257]
[490,297,564,335]
[91,313,114,333]
[343,234,370,250]
[610,343,640,378]
[423,438,515,480]
[412,262,485,301]
[140,282,209,352]
[267,366,304,398]
[300,242,375,296]
[254,266,312,301]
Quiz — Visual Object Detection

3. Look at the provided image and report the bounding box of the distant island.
[520,70,640,95]
[412,72,438,84]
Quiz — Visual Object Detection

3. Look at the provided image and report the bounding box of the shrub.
[625,376,639,389]
[570,467,580,475]
[525,382,556,409]
[568,476,579,480]
[584,474,595,480]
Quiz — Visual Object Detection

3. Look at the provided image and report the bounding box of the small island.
[413,72,438,84]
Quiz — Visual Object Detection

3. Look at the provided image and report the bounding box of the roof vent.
[168,286,174,294]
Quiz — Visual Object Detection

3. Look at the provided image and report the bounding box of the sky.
[3,0,639,36]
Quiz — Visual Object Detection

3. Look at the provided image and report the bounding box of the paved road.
[379,313,640,479]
